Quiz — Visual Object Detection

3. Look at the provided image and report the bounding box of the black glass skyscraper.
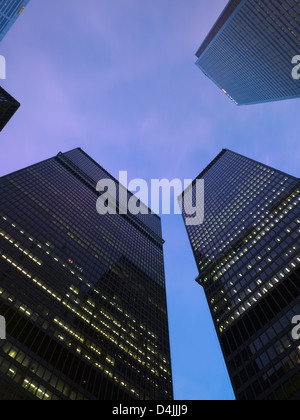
[0,86,20,131]
[0,0,30,42]
[179,149,300,400]
[0,148,173,400]
[0,0,28,129]
[195,0,300,105]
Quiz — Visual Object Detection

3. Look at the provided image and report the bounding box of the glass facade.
[195,0,300,105]
[179,149,300,400]
[0,148,173,400]
[0,0,30,42]
[0,86,20,132]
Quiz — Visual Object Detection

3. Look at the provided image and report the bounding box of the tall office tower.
[195,0,300,105]
[0,0,30,42]
[0,148,173,400]
[0,86,20,131]
[179,149,300,400]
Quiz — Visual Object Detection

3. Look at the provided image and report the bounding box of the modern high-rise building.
[0,0,30,42]
[179,149,300,400]
[0,148,173,400]
[0,86,20,131]
[0,1,29,129]
[195,0,300,105]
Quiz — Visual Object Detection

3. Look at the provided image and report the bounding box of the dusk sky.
[0,0,299,400]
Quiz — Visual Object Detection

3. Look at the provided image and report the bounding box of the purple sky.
[0,0,299,400]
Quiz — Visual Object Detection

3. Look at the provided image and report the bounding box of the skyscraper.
[0,148,173,400]
[0,0,30,42]
[179,149,300,400]
[0,1,29,129]
[195,0,300,105]
[0,86,20,131]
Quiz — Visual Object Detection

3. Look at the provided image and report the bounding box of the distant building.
[179,149,300,400]
[0,148,173,400]
[195,0,300,105]
[0,0,30,42]
[0,86,20,132]
[0,1,29,130]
